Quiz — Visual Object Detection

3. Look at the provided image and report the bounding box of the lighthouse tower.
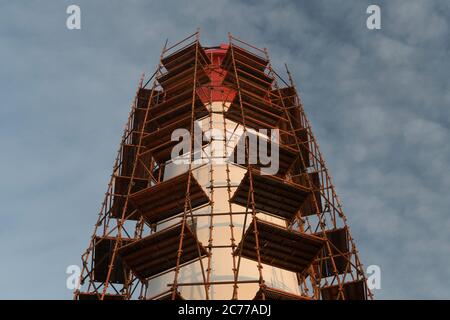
[75,32,372,301]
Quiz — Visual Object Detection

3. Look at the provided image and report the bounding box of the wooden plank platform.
[222,45,268,73]
[77,292,126,300]
[321,279,367,300]
[225,91,284,129]
[314,227,351,278]
[162,42,210,72]
[221,45,273,97]
[253,286,311,300]
[234,218,325,274]
[155,291,185,300]
[159,43,211,97]
[145,90,208,131]
[143,116,206,164]
[293,171,323,217]
[229,131,298,177]
[111,176,148,220]
[159,66,210,97]
[129,171,210,224]
[136,88,164,109]
[92,236,133,284]
[120,144,151,178]
[230,169,310,221]
[119,223,207,280]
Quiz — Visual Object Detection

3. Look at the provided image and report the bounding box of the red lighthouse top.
[199,44,236,103]
[204,43,229,63]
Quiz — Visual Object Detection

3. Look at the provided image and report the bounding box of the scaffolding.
[74,31,373,300]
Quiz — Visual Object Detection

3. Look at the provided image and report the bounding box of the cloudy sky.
[0,0,449,299]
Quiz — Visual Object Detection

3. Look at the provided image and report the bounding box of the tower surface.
[75,32,372,300]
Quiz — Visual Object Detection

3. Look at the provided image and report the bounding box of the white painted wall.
[147,102,299,300]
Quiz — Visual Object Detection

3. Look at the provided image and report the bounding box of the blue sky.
[0,0,449,299]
